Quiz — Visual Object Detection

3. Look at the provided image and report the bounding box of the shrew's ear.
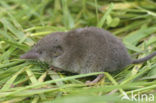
[20,51,39,60]
[53,45,64,57]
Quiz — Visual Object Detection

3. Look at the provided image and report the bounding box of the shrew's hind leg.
[85,74,104,86]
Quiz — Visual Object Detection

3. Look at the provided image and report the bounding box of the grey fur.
[21,27,156,74]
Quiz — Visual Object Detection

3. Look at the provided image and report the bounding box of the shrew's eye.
[38,51,42,54]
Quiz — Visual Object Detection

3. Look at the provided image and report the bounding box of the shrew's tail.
[132,51,156,64]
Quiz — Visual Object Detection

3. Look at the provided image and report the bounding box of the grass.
[0,0,156,103]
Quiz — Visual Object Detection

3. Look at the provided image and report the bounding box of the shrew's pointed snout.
[20,51,39,60]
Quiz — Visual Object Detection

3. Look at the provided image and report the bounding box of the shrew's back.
[56,27,132,73]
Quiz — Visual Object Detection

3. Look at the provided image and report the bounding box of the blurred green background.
[0,0,156,103]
